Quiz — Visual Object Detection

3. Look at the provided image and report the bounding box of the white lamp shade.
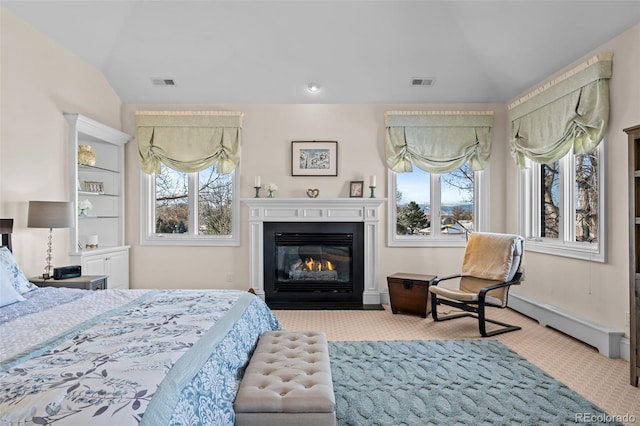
[27,201,74,229]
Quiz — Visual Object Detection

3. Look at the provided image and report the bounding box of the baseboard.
[508,293,626,359]
[363,290,382,305]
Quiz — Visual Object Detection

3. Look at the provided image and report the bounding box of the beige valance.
[385,111,494,173]
[509,53,612,168]
[136,111,243,175]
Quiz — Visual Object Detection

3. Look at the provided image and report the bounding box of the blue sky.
[397,168,470,205]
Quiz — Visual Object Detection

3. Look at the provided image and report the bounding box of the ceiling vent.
[411,77,435,87]
[151,78,176,86]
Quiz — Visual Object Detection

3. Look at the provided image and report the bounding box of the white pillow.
[0,263,26,307]
[0,247,37,294]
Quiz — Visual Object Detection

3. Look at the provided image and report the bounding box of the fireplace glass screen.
[274,233,353,291]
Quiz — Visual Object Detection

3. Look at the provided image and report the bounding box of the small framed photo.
[83,181,104,193]
[291,141,338,176]
[349,181,364,198]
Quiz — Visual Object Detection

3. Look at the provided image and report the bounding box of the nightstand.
[30,275,108,290]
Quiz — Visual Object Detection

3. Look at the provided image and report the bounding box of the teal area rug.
[329,340,620,426]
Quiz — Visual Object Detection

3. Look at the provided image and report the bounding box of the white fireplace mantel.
[241,198,386,305]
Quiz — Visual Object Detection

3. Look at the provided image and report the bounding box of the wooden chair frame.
[430,272,523,337]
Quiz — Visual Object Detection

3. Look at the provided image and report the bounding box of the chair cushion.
[461,232,523,282]
[429,283,504,306]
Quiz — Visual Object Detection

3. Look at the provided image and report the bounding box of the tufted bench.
[234,330,336,426]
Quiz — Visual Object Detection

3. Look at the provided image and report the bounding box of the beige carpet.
[274,305,640,425]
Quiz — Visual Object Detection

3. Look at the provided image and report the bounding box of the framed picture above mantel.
[291,141,338,176]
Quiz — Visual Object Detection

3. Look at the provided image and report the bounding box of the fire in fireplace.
[289,257,337,281]
[263,222,364,308]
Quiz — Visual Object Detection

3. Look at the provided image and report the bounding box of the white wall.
[0,9,122,274]
[2,7,638,337]
[120,103,506,292]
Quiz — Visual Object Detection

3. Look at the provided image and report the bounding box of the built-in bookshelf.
[626,124,640,387]
[65,113,133,289]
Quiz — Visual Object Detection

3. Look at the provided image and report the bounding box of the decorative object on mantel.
[267,183,278,198]
[306,188,320,198]
[291,141,338,176]
[78,199,92,217]
[369,175,377,198]
[78,144,96,166]
[254,176,262,198]
[349,181,364,198]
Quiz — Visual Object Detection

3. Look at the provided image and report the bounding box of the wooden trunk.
[387,273,436,318]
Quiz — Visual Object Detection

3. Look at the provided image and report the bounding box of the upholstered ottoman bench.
[234,330,336,426]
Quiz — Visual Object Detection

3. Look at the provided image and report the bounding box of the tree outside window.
[391,163,479,246]
[142,162,239,246]
[521,145,603,261]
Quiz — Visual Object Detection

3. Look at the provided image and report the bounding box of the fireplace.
[264,222,364,308]
[242,198,384,306]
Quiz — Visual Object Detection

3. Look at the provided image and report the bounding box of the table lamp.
[27,201,74,279]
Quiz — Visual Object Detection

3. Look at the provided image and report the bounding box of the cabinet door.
[81,249,129,290]
[83,255,107,276]
[106,249,129,290]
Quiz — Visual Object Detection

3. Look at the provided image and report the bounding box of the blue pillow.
[0,263,26,306]
[0,247,37,294]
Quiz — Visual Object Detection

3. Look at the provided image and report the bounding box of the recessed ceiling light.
[307,82,321,93]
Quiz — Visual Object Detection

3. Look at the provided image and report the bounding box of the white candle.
[370,175,377,187]
[254,176,261,187]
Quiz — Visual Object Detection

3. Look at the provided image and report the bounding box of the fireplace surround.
[242,198,384,306]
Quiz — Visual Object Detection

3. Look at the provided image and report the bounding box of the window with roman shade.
[509,53,612,168]
[511,54,612,262]
[135,111,243,175]
[385,111,494,174]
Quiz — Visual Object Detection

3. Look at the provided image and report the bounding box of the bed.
[0,246,281,425]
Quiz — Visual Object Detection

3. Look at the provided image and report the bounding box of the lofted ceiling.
[3,0,640,105]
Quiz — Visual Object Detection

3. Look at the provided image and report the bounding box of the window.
[519,143,605,261]
[141,163,240,246]
[388,163,487,247]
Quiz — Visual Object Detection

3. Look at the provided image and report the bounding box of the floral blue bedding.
[0,288,280,425]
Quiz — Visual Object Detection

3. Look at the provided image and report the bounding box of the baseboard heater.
[508,292,626,359]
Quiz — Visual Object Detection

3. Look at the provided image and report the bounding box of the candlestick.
[370,175,377,187]
[254,186,261,198]
[369,186,376,198]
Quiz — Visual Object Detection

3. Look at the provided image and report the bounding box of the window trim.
[139,166,241,246]
[387,166,489,247]
[517,141,606,262]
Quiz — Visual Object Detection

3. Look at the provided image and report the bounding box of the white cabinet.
[65,113,132,289]
[80,247,130,290]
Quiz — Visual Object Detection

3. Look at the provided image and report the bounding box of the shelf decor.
[83,181,104,193]
[291,141,338,176]
[78,199,92,217]
[78,144,96,166]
